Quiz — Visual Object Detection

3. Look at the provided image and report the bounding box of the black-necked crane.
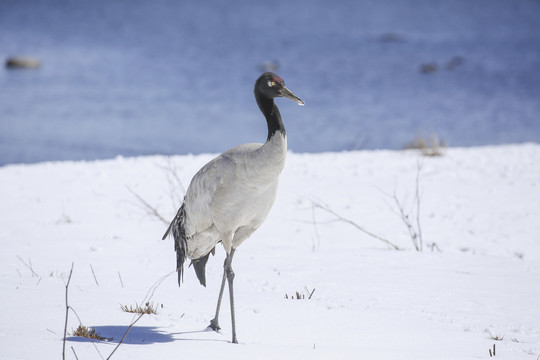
[162,72,304,343]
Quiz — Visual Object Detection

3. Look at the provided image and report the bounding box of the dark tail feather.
[192,253,210,287]
[164,202,188,287]
[175,237,186,286]
[162,220,173,240]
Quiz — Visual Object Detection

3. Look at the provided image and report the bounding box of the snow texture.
[1,144,539,359]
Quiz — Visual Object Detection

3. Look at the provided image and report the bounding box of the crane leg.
[208,269,226,331]
[224,248,238,343]
[208,249,237,344]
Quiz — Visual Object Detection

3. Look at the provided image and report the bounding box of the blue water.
[1,0,540,165]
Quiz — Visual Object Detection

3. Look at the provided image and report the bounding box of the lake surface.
[1,0,539,165]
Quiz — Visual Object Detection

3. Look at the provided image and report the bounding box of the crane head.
[256,72,305,106]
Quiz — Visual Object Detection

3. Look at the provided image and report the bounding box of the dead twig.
[63,264,106,360]
[117,271,124,288]
[106,271,174,359]
[312,201,400,250]
[156,156,186,210]
[415,159,424,251]
[489,343,496,357]
[386,159,429,251]
[305,286,316,299]
[126,185,168,224]
[61,266,174,360]
[90,264,99,286]
[16,255,39,277]
[392,191,421,251]
[71,346,79,360]
[106,313,144,360]
[311,204,321,252]
[63,263,74,360]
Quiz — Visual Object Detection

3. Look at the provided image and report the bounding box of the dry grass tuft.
[405,135,447,157]
[72,325,109,341]
[285,287,316,300]
[120,301,159,315]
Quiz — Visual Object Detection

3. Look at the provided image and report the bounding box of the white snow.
[1,144,539,359]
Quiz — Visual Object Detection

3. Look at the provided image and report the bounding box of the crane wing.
[183,154,236,238]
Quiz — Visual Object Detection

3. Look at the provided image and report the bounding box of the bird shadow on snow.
[67,326,174,345]
[67,326,228,345]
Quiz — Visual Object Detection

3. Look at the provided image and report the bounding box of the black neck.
[255,92,286,142]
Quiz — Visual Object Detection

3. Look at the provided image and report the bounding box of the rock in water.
[6,57,41,69]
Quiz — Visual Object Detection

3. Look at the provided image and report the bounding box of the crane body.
[163,72,304,343]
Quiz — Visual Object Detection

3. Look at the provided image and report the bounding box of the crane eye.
[268,81,276,87]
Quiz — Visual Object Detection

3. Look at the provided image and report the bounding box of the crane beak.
[280,86,305,106]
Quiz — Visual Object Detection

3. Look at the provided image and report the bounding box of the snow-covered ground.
[2,0,540,164]
[1,144,539,359]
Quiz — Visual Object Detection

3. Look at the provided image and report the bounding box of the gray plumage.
[162,72,304,343]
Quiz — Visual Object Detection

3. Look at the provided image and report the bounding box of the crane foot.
[208,318,221,332]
